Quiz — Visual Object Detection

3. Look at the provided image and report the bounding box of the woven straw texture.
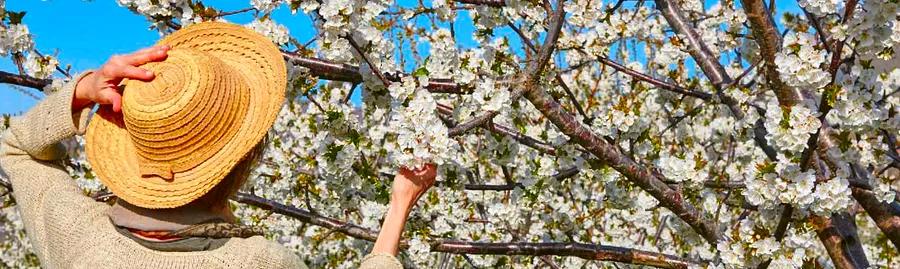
[85,22,286,209]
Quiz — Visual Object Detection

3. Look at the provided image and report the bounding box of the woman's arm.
[0,46,168,262]
[359,164,436,268]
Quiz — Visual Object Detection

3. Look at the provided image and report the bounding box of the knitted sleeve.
[359,253,404,269]
[0,72,101,264]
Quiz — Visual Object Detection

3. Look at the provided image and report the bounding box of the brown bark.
[0,70,52,91]
[438,103,559,155]
[282,51,469,94]
[850,187,900,250]
[455,0,506,7]
[740,0,801,106]
[233,192,702,268]
[810,213,870,269]
[652,0,730,89]
[592,54,712,100]
[433,241,697,268]
[817,132,900,250]
[653,0,745,119]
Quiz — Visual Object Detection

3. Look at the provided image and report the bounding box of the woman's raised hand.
[369,164,438,257]
[392,163,437,208]
[72,45,170,112]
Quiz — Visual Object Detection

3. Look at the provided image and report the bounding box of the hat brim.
[86,22,286,208]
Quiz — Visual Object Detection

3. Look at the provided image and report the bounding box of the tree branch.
[233,192,700,268]
[437,103,558,156]
[233,192,382,241]
[463,167,578,190]
[522,74,721,244]
[508,22,591,122]
[653,0,731,89]
[743,0,806,256]
[584,51,712,100]
[345,36,392,86]
[0,70,52,91]
[432,241,698,268]
[851,186,900,250]
[653,0,746,121]
[449,0,566,137]
[508,2,722,245]
[447,88,524,137]
[525,1,566,82]
[282,51,469,94]
[741,1,873,267]
[810,213,870,269]
[455,0,506,8]
[741,0,800,106]
[217,7,256,17]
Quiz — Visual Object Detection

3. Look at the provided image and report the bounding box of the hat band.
[140,163,175,181]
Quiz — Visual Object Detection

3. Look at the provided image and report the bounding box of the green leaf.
[780,106,791,129]
[787,43,801,54]
[756,161,776,174]
[412,60,430,77]
[324,143,343,162]
[476,28,493,37]
[348,129,361,147]
[823,84,841,107]
[326,110,342,122]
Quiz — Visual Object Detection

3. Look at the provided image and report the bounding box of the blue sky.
[0,0,799,115]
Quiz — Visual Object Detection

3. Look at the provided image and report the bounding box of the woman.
[0,22,431,268]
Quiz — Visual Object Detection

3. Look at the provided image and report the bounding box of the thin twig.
[218,7,256,17]
[345,36,391,87]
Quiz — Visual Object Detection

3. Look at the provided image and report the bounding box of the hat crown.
[85,22,287,208]
[121,48,250,180]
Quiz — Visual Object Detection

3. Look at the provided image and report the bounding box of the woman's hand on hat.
[72,45,170,112]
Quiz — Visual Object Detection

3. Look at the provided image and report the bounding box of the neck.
[107,198,235,231]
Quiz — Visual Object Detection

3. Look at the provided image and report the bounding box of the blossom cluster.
[246,19,290,45]
[0,23,31,57]
[763,101,821,154]
[774,32,831,90]
[384,77,457,169]
[799,0,842,16]
[23,53,58,79]
[0,6,62,82]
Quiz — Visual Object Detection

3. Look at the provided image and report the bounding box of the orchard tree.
[1,0,900,268]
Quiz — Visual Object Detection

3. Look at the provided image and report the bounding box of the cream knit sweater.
[0,77,403,269]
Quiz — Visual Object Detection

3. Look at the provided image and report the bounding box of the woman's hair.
[187,137,268,209]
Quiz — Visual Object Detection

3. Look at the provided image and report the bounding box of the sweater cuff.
[69,72,94,135]
[360,253,402,269]
[9,72,93,156]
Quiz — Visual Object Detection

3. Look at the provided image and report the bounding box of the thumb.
[98,90,123,112]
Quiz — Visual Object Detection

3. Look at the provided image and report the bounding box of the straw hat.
[85,22,286,209]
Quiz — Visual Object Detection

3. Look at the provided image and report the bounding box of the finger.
[121,45,170,66]
[129,46,160,56]
[108,65,155,81]
[414,164,435,175]
[97,90,123,113]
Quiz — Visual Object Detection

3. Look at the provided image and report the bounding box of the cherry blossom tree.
[2,0,900,268]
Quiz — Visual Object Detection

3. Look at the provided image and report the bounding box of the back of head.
[189,139,267,211]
